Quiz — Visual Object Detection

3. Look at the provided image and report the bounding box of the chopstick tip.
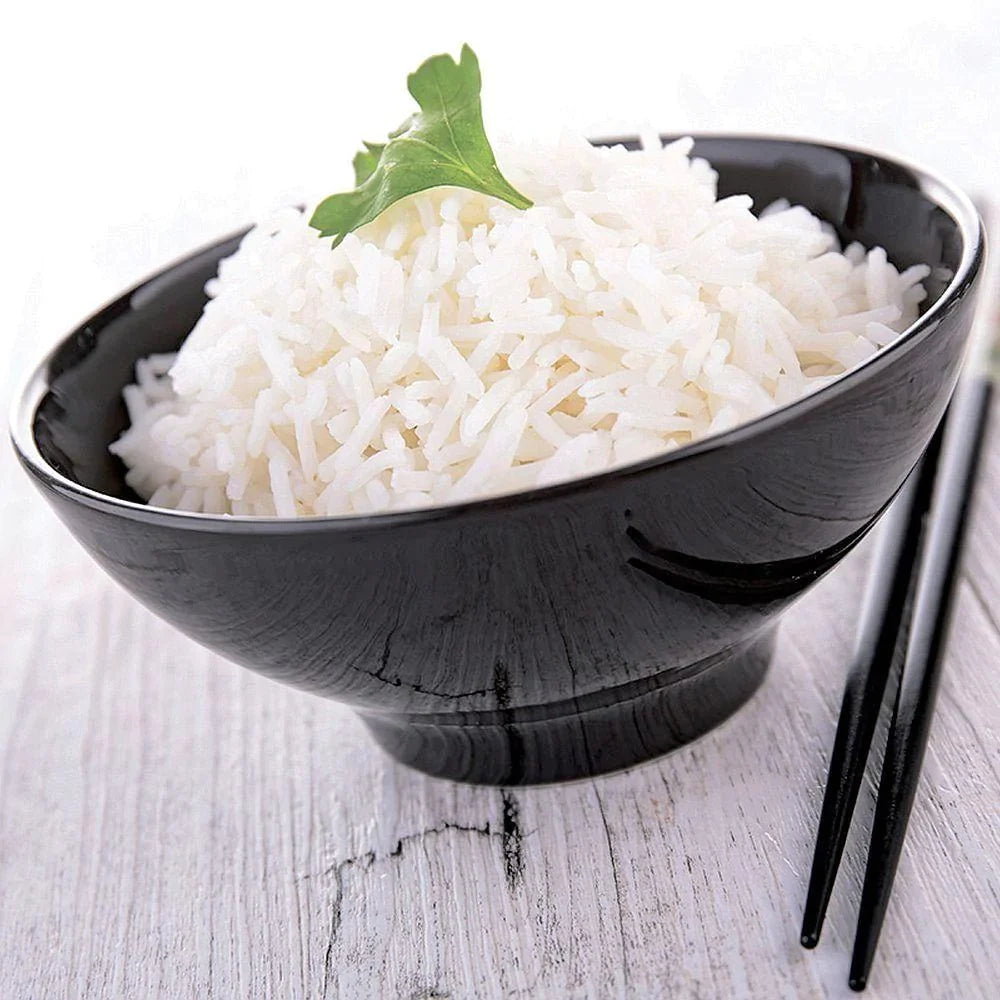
[849,947,873,992]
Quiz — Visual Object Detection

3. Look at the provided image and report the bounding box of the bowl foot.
[360,629,775,785]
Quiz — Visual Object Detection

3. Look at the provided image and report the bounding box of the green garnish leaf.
[310,44,532,246]
[352,142,385,185]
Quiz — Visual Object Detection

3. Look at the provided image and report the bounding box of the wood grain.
[3,284,999,1000]
[3,411,999,999]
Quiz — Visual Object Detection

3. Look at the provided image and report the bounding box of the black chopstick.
[802,194,995,987]
[848,374,992,990]
[800,423,946,950]
[799,374,992,989]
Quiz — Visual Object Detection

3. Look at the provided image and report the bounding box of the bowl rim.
[10,132,985,534]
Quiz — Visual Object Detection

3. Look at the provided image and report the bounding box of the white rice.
[111,133,929,518]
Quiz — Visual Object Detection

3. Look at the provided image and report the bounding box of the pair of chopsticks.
[800,212,995,991]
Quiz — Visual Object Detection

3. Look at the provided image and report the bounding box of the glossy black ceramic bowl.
[12,136,983,785]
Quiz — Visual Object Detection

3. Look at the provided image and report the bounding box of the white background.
[3,0,998,402]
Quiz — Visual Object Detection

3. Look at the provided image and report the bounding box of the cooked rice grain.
[111,135,928,517]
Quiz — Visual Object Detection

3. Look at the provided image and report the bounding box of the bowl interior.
[27,137,970,505]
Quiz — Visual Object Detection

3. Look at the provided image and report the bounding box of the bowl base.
[360,628,775,785]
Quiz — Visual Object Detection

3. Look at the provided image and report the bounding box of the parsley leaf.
[310,45,531,246]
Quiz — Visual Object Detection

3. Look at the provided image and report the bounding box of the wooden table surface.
[3,358,999,1000]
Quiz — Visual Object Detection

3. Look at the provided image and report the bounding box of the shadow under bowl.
[11,135,983,784]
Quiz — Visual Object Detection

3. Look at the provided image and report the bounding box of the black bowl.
[11,136,983,784]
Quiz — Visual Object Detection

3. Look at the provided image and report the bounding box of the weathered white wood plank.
[2,409,999,998]
[3,204,1000,996]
